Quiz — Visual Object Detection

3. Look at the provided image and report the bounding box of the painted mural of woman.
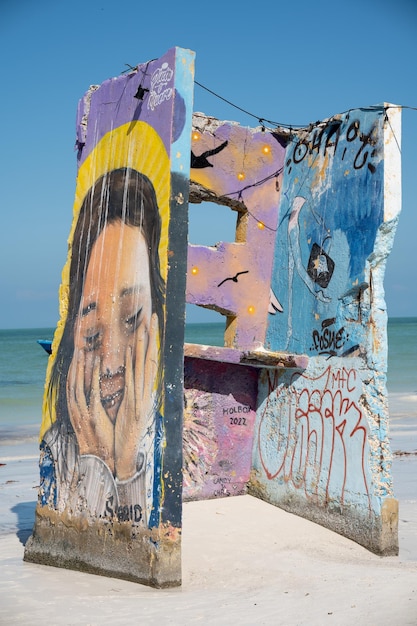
[39,167,165,528]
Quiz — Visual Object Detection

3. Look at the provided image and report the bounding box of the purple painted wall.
[187,116,287,349]
[183,357,258,501]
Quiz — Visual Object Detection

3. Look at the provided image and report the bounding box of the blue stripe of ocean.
[0,319,416,444]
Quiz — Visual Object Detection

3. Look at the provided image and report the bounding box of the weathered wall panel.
[265,107,392,355]
[183,357,258,501]
[25,47,195,587]
[25,56,401,580]
[187,106,401,555]
[251,106,401,554]
[187,117,287,349]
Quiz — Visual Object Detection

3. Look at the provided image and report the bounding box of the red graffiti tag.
[258,366,371,510]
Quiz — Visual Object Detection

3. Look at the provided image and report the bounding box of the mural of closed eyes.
[191,140,228,168]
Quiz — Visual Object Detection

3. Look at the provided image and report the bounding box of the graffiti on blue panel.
[267,109,385,354]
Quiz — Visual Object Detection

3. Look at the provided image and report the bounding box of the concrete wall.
[24,47,195,587]
[187,116,287,349]
[186,105,401,554]
[183,355,258,501]
[25,50,401,587]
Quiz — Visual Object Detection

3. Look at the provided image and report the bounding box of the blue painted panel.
[266,107,385,355]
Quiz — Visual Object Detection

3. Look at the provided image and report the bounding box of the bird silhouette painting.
[217,270,249,287]
[191,140,228,168]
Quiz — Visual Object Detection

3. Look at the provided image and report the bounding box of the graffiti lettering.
[311,318,349,356]
[287,117,379,173]
[258,367,370,510]
[330,368,356,393]
[148,88,173,110]
[213,489,231,497]
[309,318,361,358]
[150,62,173,91]
[229,417,247,426]
[148,62,174,111]
[312,327,345,352]
[346,119,379,171]
[213,477,231,485]
[105,496,142,523]
[223,405,251,415]
[292,139,308,164]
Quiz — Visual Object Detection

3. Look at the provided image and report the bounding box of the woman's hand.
[114,313,159,481]
[67,347,115,474]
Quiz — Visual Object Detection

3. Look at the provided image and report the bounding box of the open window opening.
[187,200,240,246]
[185,304,225,346]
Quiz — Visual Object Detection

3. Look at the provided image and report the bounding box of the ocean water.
[0,319,416,440]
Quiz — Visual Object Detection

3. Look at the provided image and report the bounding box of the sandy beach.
[1,394,416,626]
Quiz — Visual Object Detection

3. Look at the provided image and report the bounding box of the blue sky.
[1,0,416,328]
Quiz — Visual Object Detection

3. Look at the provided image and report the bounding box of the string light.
[194,80,413,138]
[122,71,414,136]
[192,131,200,141]
[190,86,407,233]
[226,167,283,200]
[191,266,199,275]
[194,79,307,130]
[247,305,255,315]
[213,166,284,232]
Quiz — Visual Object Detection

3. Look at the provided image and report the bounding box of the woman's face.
[74,221,153,423]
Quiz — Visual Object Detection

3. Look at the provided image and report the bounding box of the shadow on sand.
[11,501,36,545]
